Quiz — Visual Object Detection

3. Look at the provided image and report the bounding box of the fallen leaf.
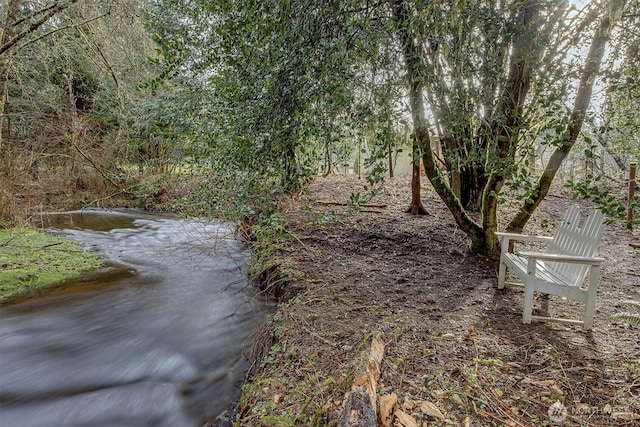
[450,393,464,406]
[491,388,504,399]
[420,400,445,420]
[396,410,419,427]
[550,385,564,396]
[402,400,414,411]
[354,374,368,387]
[431,389,446,399]
[522,378,555,387]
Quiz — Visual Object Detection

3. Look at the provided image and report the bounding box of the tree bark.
[481,0,541,254]
[406,141,428,215]
[338,334,385,427]
[393,0,483,244]
[507,0,627,232]
[388,140,394,178]
[324,141,332,176]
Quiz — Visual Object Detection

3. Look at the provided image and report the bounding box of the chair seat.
[502,253,591,303]
[503,253,576,287]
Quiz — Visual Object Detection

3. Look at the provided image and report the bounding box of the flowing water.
[0,210,271,427]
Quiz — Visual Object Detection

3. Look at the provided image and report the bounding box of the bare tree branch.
[0,0,79,57]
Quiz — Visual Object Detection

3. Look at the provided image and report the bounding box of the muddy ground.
[235,175,639,427]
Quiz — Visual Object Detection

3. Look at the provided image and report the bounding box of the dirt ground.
[235,175,639,427]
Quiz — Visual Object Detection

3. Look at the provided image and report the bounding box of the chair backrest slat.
[546,206,604,286]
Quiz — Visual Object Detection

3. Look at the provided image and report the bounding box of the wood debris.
[338,333,385,427]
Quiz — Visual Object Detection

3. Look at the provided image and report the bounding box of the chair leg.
[583,309,594,331]
[498,259,507,289]
[583,289,597,330]
[583,267,600,331]
[522,284,535,324]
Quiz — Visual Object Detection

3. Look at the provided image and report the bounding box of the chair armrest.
[495,232,553,244]
[519,251,605,265]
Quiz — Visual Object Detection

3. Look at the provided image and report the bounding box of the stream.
[0,209,271,427]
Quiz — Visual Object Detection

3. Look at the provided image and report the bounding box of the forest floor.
[234,175,640,427]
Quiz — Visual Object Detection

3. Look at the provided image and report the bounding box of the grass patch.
[0,227,104,304]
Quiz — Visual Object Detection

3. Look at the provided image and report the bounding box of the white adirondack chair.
[495,205,605,330]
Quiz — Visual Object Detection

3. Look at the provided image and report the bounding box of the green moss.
[0,227,104,304]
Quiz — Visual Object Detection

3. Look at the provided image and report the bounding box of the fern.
[609,301,640,326]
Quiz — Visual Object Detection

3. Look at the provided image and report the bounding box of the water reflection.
[0,210,271,427]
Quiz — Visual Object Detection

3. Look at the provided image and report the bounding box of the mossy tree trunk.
[393,0,624,256]
[393,0,483,242]
[507,0,626,233]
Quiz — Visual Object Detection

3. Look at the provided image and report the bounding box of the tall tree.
[151,0,629,254]
[394,0,627,253]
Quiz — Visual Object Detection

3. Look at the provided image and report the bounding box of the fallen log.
[338,333,385,427]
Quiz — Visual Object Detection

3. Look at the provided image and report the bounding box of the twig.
[42,242,63,249]
[315,200,387,208]
[87,188,131,206]
[284,228,312,252]
[0,236,18,247]
[73,144,119,188]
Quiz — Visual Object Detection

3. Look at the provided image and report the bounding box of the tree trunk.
[388,141,394,178]
[460,161,485,211]
[393,0,483,245]
[0,64,9,154]
[406,141,428,215]
[324,141,332,176]
[478,0,542,254]
[439,137,460,199]
[282,145,299,192]
[507,0,627,232]
[65,72,80,175]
